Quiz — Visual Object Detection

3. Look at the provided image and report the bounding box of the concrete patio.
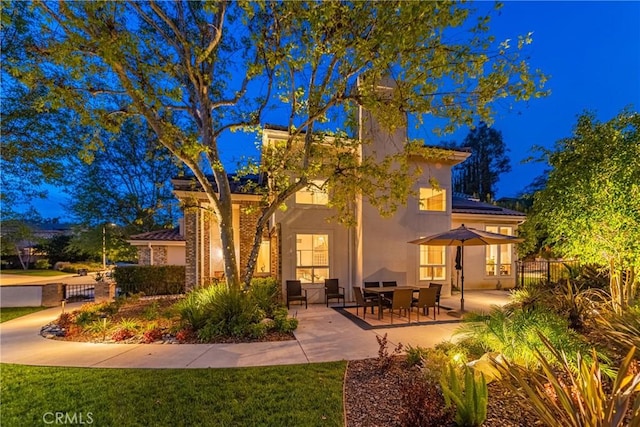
[0,290,511,369]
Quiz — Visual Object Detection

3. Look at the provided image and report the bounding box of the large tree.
[9,1,547,288]
[450,122,511,202]
[526,110,640,312]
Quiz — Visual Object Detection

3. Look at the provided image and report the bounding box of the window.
[295,180,329,205]
[255,240,271,274]
[419,188,446,211]
[485,226,513,276]
[296,234,329,283]
[419,245,446,280]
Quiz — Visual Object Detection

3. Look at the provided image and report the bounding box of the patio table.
[363,286,424,319]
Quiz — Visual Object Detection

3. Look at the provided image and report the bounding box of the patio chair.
[429,283,443,314]
[384,288,413,324]
[381,280,397,299]
[324,278,345,307]
[363,281,380,313]
[286,280,307,309]
[412,287,437,321]
[353,287,378,319]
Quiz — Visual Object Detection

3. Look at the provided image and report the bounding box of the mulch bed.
[344,356,541,427]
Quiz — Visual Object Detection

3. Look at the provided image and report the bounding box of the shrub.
[248,277,281,317]
[113,265,185,296]
[596,302,640,353]
[272,307,298,333]
[142,327,164,343]
[35,259,50,269]
[493,336,640,427]
[417,347,452,384]
[441,363,488,427]
[178,285,263,340]
[59,262,101,274]
[400,378,455,427]
[457,305,601,372]
[405,345,430,367]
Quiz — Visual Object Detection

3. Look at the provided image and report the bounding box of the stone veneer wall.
[137,247,151,265]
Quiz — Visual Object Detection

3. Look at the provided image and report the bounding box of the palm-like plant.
[493,335,640,427]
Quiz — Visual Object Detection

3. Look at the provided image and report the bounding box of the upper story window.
[419,188,446,211]
[295,180,329,205]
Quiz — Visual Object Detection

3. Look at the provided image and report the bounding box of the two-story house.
[133,98,525,301]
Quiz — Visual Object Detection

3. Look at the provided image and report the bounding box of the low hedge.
[113,265,186,296]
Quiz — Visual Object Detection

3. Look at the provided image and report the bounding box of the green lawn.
[0,362,346,426]
[0,269,70,277]
[0,307,47,323]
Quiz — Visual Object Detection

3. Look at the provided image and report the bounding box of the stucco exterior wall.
[0,286,42,307]
[274,204,350,303]
[451,218,521,290]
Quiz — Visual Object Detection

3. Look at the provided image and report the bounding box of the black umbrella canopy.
[409,224,523,315]
[409,224,524,246]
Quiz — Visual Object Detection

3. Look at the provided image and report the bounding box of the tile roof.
[452,196,526,217]
[172,174,262,194]
[128,228,184,241]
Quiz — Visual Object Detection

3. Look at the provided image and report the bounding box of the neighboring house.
[170,98,526,302]
[127,223,186,266]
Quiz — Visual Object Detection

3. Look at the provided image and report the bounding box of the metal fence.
[63,284,95,302]
[515,260,581,288]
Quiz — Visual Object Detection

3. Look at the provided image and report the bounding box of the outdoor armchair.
[353,287,378,319]
[384,288,413,324]
[412,287,437,321]
[286,280,307,309]
[429,283,443,314]
[324,278,345,307]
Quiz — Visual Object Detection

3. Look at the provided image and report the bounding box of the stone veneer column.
[95,282,116,303]
[41,283,65,307]
[184,209,198,291]
[271,224,281,281]
[202,211,212,284]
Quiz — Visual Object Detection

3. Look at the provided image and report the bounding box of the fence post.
[546,260,551,283]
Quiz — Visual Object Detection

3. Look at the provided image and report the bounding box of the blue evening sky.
[36,1,640,218]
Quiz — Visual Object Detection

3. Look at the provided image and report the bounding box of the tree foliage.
[0,5,85,216]
[448,122,511,202]
[0,219,39,269]
[526,110,640,311]
[9,1,547,287]
[67,118,182,233]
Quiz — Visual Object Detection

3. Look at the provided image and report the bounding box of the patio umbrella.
[409,224,523,316]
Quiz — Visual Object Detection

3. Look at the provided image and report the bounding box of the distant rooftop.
[128,228,184,242]
[452,196,526,217]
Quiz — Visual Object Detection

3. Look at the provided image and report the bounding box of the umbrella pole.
[460,243,464,312]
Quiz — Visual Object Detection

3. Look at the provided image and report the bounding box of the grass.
[0,269,70,277]
[0,307,47,323]
[0,362,346,426]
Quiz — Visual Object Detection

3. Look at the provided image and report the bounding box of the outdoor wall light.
[100,314,108,342]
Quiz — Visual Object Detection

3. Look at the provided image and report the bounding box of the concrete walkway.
[0,290,510,369]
